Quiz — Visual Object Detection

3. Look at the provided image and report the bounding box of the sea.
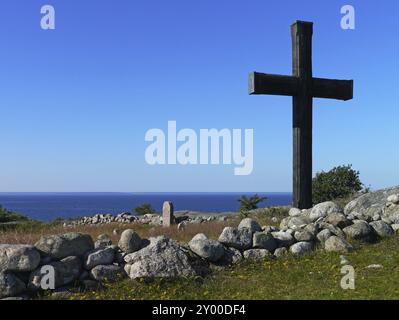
[0,192,292,222]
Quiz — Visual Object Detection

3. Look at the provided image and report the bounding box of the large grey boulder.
[344,187,399,216]
[324,236,353,253]
[90,265,126,283]
[84,247,115,270]
[118,229,142,254]
[309,202,342,222]
[343,221,376,242]
[124,236,197,279]
[35,233,94,260]
[238,218,262,233]
[218,227,252,250]
[243,249,272,261]
[188,234,225,262]
[0,272,26,299]
[289,242,313,256]
[0,245,40,272]
[252,232,277,251]
[271,231,295,248]
[28,256,82,290]
[369,221,395,238]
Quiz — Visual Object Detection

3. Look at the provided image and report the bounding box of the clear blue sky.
[0,0,398,192]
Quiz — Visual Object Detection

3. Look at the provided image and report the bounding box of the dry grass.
[0,218,240,245]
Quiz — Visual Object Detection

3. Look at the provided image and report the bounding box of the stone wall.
[1,189,399,300]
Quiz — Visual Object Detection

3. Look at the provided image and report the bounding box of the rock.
[90,265,126,283]
[0,245,41,272]
[343,221,376,242]
[0,272,26,299]
[188,234,225,262]
[94,234,112,249]
[372,214,381,221]
[271,231,295,248]
[274,247,288,258]
[124,236,197,279]
[283,216,310,230]
[369,221,394,238]
[243,249,272,261]
[262,225,279,233]
[289,208,302,217]
[289,242,313,256]
[218,227,252,250]
[387,194,399,205]
[238,218,262,233]
[309,202,342,222]
[344,187,399,217]
[218,247,243,265]
[324,236,353,253]
[34,233,94,260]
[177,222,187,231]
[320,223,346,239]
[391,224,399,233]
[118,229,142,254]
[304,223,319,237]
[316,229,333,243]
[28,256,82,290]
[252,232,277,251]
[324,213,351,229]
[294,230,315,242]
[84,247,115,270]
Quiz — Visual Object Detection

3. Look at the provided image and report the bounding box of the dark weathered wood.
[249,72,298,96]
[248,20,353,209]
[312,78,353,101]
[291,21,313,209]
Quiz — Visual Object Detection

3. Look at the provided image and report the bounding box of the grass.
[0,218,239,245]
[64,235,399,300]
[0,206,284,245]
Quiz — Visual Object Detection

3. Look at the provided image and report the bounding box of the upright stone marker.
[248,21,354,209]
[162,201,174,227]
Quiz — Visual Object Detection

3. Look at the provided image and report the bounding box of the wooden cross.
[249,21,353,209]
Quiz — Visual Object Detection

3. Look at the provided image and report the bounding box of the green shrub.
[312,164,364,204]
[238,194,267,217]
[134,203,155,216]
[0,205,29,223]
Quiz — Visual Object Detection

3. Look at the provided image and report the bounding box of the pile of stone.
[69,211,227,228]
[2,188,399,300]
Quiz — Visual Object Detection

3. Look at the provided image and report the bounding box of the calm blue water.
[0,193,292,222]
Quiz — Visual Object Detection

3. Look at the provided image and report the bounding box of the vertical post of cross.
[291,21,313,209]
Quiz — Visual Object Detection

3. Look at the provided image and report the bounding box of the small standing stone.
[162,201,174,227]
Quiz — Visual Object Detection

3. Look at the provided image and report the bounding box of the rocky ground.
[1,186,399,300]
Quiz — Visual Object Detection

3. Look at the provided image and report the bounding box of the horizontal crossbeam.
[248,72,353,101]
